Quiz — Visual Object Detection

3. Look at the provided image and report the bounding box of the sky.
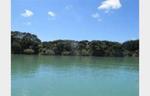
[11,0,139,42]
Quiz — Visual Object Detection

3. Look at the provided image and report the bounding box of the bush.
[40,49,55,55]
[23,49,35,54]
[61,51,71,56]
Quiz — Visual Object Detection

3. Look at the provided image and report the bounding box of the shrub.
[23,49,35,54]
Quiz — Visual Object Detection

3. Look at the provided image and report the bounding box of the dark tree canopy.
[11,31,41,54]
[11,31,139,57]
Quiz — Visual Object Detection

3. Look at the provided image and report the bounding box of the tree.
[11,31,41,54]
[11,31,139,57]
[122,40,139,56]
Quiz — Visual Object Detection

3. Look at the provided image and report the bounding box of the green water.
[12,55,139,96]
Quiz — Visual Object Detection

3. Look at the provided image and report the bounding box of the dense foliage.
[11,31,139,57]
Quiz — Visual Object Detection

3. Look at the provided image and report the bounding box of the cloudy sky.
[12,0,139,42]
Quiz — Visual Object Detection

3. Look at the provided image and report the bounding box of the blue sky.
[12,0,139,42]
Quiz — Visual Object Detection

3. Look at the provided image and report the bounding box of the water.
[11,55,139,96]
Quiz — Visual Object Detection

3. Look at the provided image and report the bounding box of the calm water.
[12,55,139,96]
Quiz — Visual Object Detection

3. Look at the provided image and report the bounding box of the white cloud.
[26,22,31,26]
[92,13,102,22]
[92,13,100,18]
[21,9,34,17]
[98,0,122,11]
[48,11,56,17]
[65,5,73,10]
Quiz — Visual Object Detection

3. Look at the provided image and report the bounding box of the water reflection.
[12,55,138,78]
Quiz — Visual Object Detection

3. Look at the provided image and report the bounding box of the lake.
[11,55,139,96]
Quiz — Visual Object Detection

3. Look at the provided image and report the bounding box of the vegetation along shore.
[11,31,139,57]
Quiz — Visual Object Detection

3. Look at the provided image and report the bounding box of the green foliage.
[23,49,35,54]
[11,31,41,54]
[11,31,139,57]
[122,40,139,56]
[39,48,55,55]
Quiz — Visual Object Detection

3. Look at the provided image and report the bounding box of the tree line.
[11,31,139,57]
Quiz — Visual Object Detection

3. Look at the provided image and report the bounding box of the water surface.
[12,55,139,96]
